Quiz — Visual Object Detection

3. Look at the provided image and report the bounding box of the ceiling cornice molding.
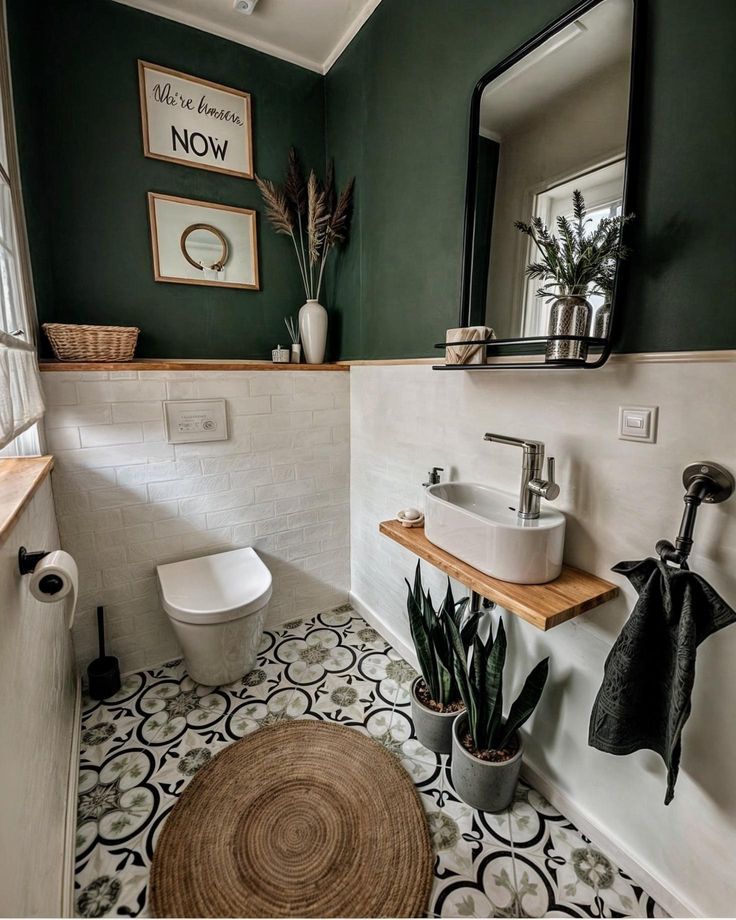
[110,0,383,75]
[111,0,324,73]
[322,0,383,73]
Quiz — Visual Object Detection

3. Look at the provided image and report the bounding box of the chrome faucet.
[483,433,559,519]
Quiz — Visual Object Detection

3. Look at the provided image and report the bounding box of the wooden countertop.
[379,519,618,630]
[39,359,349,372]
[0,456,54,544]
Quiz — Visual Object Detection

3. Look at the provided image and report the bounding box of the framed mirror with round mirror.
[444,0,640,370]
[147,192,259,290]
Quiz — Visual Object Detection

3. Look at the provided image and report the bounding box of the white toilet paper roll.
[29,550,78,629]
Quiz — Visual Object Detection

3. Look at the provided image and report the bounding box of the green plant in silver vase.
[515,189,634,365]
[446,613,549,812]
[405,561,476,754]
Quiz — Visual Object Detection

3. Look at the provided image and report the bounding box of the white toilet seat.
[157,547,272,625]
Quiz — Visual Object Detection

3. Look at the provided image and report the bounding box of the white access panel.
[163,399,229,444]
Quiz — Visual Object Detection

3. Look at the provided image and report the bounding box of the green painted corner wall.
[324,0,736,359]
[7,0,736,360]
[7,0,325,359]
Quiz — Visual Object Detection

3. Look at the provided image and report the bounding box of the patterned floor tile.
[512,822,658,918]
[273,626,357,685]
[73,604,665,919]
[308,670,385,723]
[358,647,418,706]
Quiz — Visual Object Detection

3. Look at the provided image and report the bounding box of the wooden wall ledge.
[39,359,349,372]
[379,519,618,630]
[0,456,54,544]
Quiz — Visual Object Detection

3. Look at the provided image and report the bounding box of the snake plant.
[405,561,476,707]
[447,614,550,752]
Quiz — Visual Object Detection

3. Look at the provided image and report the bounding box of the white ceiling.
[111,0,383,74]
[480,0,633,137]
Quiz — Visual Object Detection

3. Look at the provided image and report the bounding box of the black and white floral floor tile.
[74,605,666,919]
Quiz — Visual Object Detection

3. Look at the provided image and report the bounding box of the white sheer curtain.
[0,0,44,452]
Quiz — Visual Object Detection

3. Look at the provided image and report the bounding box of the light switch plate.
[163,399,229,444]
[618,405,658,443]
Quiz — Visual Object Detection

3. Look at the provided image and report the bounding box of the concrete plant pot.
[450,713,523,812]
[410,676,463,754]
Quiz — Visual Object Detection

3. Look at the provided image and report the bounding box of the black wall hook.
[18,546,49,575]
[657,462,734,567]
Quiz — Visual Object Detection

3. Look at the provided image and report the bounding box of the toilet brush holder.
[87,605,121,700]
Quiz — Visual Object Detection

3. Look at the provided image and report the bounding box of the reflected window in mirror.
[462,0,636,365]
[521,157,625,338]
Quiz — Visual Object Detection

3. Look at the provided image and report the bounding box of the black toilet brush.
[87,606,121,700]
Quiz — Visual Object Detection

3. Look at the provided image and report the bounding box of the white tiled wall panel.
[350,361,736,919]
[42,371,350,673]
[0,478,76,916]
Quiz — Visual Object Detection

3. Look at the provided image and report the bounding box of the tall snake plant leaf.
[446,614,475,731]
[484,619,507,749]
[412,560,422,609]
[440,579,455,621]
[471,635,487,749]
[459,599,478,648]
[430,615,453,705]
[499,657,550,750]
[435,656,454,707]
[405,579,437,699]
[423,588,435,633]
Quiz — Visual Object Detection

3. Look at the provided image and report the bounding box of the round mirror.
[180,223,229,272]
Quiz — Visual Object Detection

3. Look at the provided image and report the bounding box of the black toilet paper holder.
[18,546,49,575]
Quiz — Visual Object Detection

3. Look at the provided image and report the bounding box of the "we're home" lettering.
[171,126,229,161]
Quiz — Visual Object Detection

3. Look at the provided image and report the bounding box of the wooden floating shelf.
[379,519,618,631]
[39,359,349,373]
[0,456,54,544]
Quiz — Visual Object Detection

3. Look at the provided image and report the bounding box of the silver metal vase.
[592,301,612,340]
[545,294,592,364]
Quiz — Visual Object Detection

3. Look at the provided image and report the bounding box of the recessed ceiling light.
[233,0,259,13]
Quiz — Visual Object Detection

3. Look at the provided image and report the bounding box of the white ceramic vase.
[299,299,328,364]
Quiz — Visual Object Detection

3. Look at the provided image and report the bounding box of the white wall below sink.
[350,358,736,918]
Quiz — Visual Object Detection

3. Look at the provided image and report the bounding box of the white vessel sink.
[424,482,565,585]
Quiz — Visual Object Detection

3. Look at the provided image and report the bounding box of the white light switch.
[618,405,658,443]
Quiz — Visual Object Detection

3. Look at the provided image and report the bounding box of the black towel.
[589,557,736,804]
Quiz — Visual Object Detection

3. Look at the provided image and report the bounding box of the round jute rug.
[149,720,434,918]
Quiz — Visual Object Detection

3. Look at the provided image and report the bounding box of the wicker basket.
[43,323,140,362]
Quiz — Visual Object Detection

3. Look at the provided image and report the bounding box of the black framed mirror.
[444,0,640,370]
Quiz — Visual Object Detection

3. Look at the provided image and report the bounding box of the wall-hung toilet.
[156,547,272,686]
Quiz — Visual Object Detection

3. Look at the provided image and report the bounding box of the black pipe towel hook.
[656,461,734,567]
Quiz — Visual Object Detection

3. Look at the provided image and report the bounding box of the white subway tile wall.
[42,371,350,673]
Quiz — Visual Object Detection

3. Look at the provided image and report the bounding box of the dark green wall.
[8,0,736,359]
[325,0,736,358]
[7,0,325,358]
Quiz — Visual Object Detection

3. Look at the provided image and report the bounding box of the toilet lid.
[157,547,272,625]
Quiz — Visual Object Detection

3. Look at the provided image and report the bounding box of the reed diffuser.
[284,315,301,364]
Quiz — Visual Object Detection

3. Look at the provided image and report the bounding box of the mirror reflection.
[467,0,634,346]
[180,223,229,273]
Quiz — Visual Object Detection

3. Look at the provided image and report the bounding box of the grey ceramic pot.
[545,295,591,364]
[410,676,462,754]
[450,713,523,812]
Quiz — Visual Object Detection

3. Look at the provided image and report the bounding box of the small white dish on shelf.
[397,508,424,528]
